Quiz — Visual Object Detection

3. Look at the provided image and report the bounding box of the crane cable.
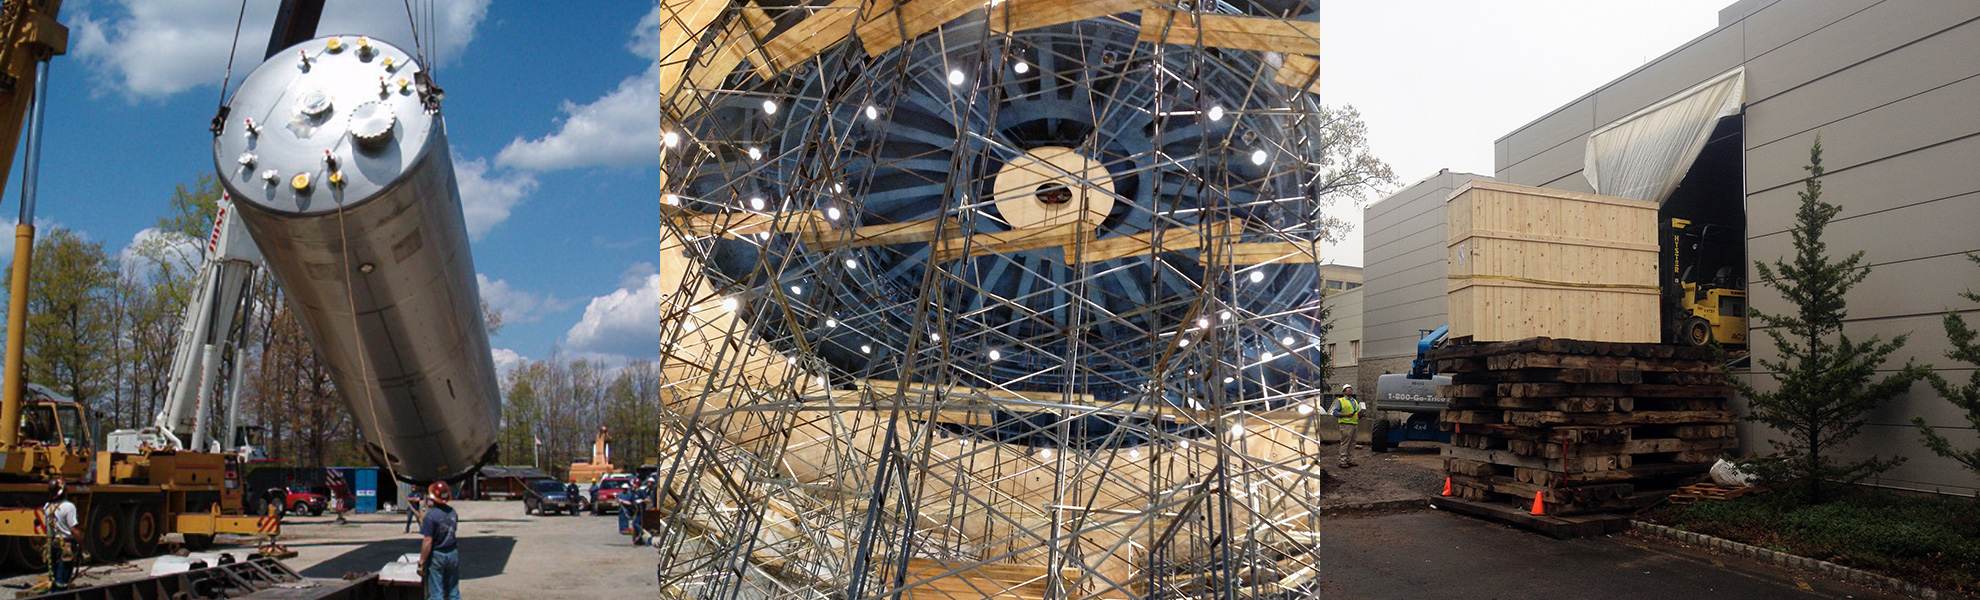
[208,0,251,134]
[334,189,405,489]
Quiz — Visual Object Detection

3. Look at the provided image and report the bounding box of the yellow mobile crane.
[0,1,276,571]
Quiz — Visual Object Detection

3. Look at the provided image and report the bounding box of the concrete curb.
[1629,521,1969,600]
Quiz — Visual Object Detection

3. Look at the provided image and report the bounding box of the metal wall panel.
[1742,1,1978,103]
[1746,73,1980,192]
[1745,19,1980,152]
[1745,134,1980,236]
[1360,171,1490,360]
[1591,27,1745,125]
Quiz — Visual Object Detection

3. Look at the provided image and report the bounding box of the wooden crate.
[1446,181,1659,343]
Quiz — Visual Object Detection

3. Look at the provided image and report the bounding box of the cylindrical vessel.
[212,36,498,483]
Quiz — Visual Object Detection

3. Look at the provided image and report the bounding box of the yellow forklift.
[1667,218,1748,347]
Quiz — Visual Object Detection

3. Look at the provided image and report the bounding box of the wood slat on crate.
[1504,410,1738,427]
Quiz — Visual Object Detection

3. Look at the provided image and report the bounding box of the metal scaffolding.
[647,1,1383,598]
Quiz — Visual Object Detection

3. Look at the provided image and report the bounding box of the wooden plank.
[1441,446,1624,473]
[857,0,982,56]
[1072,220,1237,264]
[760,0,874,73]
[1429,496,1628,539]
[673,210,829,238]
[802,219,957,250]
[654,0,732,119]
[1137,10,1320,54]
[987,0,1149,32]
[1487,353,1717,373]
[933,222,1091,262]
[1274,54,1321,94]
[672,18,758,117]
[1504,410,1739,428]
[1210,241,1324,265]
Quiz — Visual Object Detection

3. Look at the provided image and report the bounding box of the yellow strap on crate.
[1449,274,1659,291]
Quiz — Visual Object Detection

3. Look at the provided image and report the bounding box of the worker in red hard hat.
[418,480,461,600]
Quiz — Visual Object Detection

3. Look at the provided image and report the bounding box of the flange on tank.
[211,35,498,483]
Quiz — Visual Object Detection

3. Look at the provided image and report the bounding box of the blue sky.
[16,0,663,369]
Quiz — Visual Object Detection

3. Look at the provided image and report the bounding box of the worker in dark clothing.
[403,489,425,533]
[419,481,461,600]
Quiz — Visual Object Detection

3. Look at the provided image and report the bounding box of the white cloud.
[561,273,662,362]
[490,347,525,378]
[455,156,536,240]
[116,227,202,281]
[494,3,662,172]
[617,262,657,289]
[71,0,489,100]
[494,66,659,172]
[477,273,573,324]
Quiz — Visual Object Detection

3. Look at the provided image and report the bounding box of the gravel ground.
[0,501,659,599]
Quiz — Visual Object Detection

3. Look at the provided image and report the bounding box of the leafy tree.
[1733,139,1930,504]
[16,229,118,408]
[1913,253,1980,476]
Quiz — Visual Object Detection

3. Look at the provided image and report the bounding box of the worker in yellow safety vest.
[1332,384,1361,468]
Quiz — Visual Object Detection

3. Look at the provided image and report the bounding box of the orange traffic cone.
[1440,477,1453,497]
[1529,490,1546,516]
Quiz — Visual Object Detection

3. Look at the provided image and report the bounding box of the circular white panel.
[990,147,1115,230]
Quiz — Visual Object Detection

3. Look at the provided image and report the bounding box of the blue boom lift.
[1368,326,1454,452]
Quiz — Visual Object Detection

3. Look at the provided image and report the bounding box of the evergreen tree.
[1733,138,1929,504]
[1913,253,1980,477]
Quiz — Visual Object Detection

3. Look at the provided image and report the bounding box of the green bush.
[1656,490,1980,593]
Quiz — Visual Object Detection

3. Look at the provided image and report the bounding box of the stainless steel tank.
[212,36,498,483]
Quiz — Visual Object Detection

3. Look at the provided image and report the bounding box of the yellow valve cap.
[382,56,395,70]
[357,37,371,48]
[290,172,312,191]
[328,171,345,186]
[325,38,343,52]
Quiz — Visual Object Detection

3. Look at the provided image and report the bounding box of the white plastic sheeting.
[1583,68,1745,204]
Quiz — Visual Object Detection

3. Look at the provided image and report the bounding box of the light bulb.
[748,147,762,161]
[662,132,679,148]
[1178,338,1190,347]
[989,349,1002,361]
[1297,404,1314,415]
[827,207,843,221]
[1037,448,1053,459]
[844,258,859,269]
[815,376,826,387]
[1207,105,1224,121]
[663,194,679,206]
[1196,318,1210,329]
[1223,376,1235,384]
[865,105,879,120]
[1220,310,1233,321]
[762,99,778,115]
[1013,61,1030,74]
[1281,336,1295,346]
[1129,448,1140,459]
[825,318,838,328]
[948,69,965,86]
[929,333,941,342]
[861,344,872,354]
[1250,149,1268,165]
[833,183,845,193]
[787,357,796,365]
[1249,270,1265,283]
[758,232,770,241]
[721,298,739,311]
[749,197,765,210]
[1260,351,1274,361]
[789,285,803,295]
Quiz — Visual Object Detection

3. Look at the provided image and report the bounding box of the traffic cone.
[1529,490,1546,516]
[1440,477,1453,497]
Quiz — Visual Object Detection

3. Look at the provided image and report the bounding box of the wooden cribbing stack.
[1427,337,1738,536]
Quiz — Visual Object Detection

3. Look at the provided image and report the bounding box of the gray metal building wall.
[1359,170,1494,390]
[1493,0,1980,495]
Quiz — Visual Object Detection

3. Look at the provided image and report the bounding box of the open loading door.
[1584,68,1749,349]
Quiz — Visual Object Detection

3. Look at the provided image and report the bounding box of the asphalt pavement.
[1317,509,1908,599]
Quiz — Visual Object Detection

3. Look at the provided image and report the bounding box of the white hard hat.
[1341,384,1354,391]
